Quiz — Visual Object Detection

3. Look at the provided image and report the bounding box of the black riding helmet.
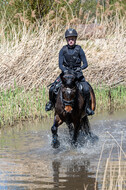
[65,28,78,38]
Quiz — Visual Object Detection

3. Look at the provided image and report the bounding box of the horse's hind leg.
[81,116,99,142]
[51,115,62,148]
[81,116,91,137]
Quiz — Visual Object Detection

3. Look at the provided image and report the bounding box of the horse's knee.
[51,125,57,135]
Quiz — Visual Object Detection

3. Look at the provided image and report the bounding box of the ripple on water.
[0,112,126,190]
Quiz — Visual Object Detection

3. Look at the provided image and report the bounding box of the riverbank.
[0,85,126,128]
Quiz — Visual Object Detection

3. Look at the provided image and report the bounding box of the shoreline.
[0,85,126,128]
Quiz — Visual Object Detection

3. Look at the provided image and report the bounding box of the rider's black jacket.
[59,44,88,79]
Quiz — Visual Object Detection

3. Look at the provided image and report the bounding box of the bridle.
[60,86,76,107]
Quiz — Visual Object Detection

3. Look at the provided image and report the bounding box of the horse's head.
[62,70,76,87]
[61,71,77,113]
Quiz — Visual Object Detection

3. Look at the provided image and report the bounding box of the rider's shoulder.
[75,45,81,49]
[75,45,82,52]
[60,45,68,54]
[62,45,67,49]
[60,45,67,51]
[59,45,66,54]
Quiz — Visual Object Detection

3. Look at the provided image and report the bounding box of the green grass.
[0,85,52,127]
[94,85,126,114]
[0,85,125,127]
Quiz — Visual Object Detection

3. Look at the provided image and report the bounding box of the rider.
[45,28,94,115]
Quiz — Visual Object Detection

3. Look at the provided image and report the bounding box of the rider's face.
[66,36,76,46]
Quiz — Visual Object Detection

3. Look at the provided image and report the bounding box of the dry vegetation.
[94,132,126,190]
[0,3,126,189]
[101,160,126,189]
[0,11,126,90]
[0,23,64,89]
[0,3,126,126]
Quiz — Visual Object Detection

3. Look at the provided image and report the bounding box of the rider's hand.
[75,67,81,72]
[64,70,68,74]
[64,68,73,74]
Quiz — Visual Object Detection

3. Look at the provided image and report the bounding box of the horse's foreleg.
[51,115,62,148]
[66,122,74,138]
[68,123,74,138]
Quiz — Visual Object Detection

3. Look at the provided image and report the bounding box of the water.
[0,109,126,190]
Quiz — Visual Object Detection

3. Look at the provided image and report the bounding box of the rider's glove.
[63,70,68,74]
[75,67,81,72]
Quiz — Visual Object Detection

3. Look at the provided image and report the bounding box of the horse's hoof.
[69,131,74,139]
[89,133,99,143]
[71,140,78,148]
[51,139,60,148]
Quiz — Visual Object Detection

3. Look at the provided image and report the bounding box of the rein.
[63,99,74,106]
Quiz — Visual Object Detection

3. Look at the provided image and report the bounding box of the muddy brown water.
[0,110,126,190]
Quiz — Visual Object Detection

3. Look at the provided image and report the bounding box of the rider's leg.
[80,78,94,116]
[45,85,55,111]
[85,92,94,115]
[45,76,62,111]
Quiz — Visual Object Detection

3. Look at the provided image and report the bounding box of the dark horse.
[51,72,96,148]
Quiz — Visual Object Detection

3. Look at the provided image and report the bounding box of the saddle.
[51,76,95,113]
[52,76,85,100]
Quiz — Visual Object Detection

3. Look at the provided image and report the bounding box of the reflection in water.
[0,110,125,190]
[52,160,98,190]
[0,155,97,190]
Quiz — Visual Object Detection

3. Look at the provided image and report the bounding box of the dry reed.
[0,20,64,89]
[94,132,126,190]
[0,20,126,90]
[0,1,126,90]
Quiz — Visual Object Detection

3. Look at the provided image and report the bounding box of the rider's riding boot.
[85,94,94,116]
[45,85,54,111]
[45,76,62,112]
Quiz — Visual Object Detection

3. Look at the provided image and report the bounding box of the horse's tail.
[87,82,96,111]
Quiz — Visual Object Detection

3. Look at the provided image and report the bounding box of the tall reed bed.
[0,3,126,89]
[0,21,64,89]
